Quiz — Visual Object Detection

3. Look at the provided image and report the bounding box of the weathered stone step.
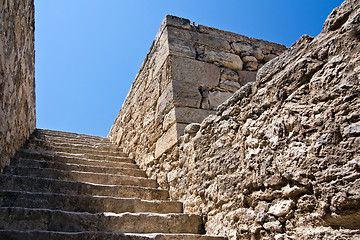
[30,135,117,149]
[0,207,203,234]
[0,190,182,214]
[13,154,137,169]
[11,158,144,176]
[3,166,157,188]
[28,137,122,153]
[16,149,134,164]
[0,175,169,200]
[0,230,226,240]
[34,129,108,142]
[26,143,128,158]
[30,135,116,150]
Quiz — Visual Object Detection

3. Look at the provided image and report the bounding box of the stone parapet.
[109,15,286,169]
[0,0,36,171]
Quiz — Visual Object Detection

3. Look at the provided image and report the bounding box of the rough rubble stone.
[245,61,258,71]
[242,55,258,63]
[219,80,241,93]
[231,41,253,54]
[204,50,243,70]
[264,53,278,62]
[269,200,295,217]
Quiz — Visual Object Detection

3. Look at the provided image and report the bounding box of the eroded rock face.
[145,0,360,239]
[0,0,35,171]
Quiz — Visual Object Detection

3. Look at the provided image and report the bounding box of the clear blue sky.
[35,0,344,137]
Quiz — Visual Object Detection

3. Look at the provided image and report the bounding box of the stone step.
[0,175,169,200]
[13,154,136,169]
[30,135,117,148]
[16,149,134,164]
[3,166,157,188]
[0,190,183,214]
[0,207,203,234]
[26,143,128,158]
[27,137,122,153]
[0,231,226,240]
[11,158,144,176]
[30,135,116,150]
[34,129,108,142]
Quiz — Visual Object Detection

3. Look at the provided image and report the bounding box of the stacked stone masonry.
[0,0,35,171]
[108,15,286,165]
[110,1,360,239]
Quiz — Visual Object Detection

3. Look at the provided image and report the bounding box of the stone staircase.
[0,129,225,240]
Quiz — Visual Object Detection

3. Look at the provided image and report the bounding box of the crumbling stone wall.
[109,15,286,172]
[149,1,359,239]
[0,0,35,171]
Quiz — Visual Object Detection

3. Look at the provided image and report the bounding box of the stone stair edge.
[3,166,153,180]
[6,161,142,174]
[0,174,162,190]
[28,138,123,151]
[0,230,227,240]
[34,128,108,140]
[11,157,141,170]
[16,149,133,164]
[12,156,139,169]
[0,174,170,201]
[3,166,158,188]
[0,190,183,214]
[0,207,203,234]
[0,189,179,203]
[25,144,128,157]
[29,136,116,147]
[0,206,191,217]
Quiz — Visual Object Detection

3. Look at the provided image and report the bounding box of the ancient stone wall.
[143,1,360,239]
[110,0,360,239]
[0,0,35,171]
[108,15,286,172]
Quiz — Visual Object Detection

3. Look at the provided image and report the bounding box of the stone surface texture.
[0,129,225,240]
[0,0,35,171]
[108,15,286,176]
[111,1,360,239]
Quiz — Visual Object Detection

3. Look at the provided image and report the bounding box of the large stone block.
[163,108,176,131]
[172,80,202,108]
[166,26,191,41]
[167,26,231,51]
[155,123,186,159]
[189,31,231,51]
[162,15,192,30]
[164,107,216,126]
[170,56,220,87]
[156,83,174,118]
[153,40,170,77]
[175,107,216,124]
[238,70,256,86]
[168,38,196,59]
